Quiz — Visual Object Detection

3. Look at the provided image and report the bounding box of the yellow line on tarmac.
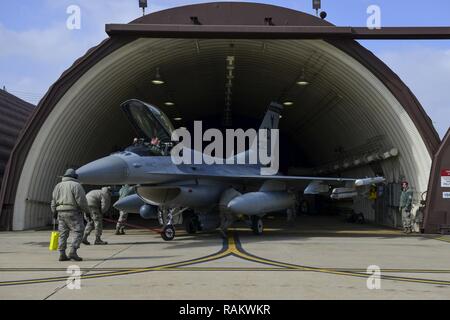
[2,266,449,274]
[230,233,450,286]
[2,232,450,287]
[0,242,232,287]
[168,267,286,271]
[431,236,450,244]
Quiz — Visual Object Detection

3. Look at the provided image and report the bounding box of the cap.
[63,168,78,179]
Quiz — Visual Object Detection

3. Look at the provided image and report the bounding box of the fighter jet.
[76,99,385,241]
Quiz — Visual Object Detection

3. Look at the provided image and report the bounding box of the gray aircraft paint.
[77,100,385,238]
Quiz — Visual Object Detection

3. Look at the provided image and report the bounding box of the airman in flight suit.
[51,168,89,261]
[399,181,414,234]
[82,187,111,245]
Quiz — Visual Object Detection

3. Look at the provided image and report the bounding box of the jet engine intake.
[137,185,223,208]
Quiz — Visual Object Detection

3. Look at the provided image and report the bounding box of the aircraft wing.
[144,171,384,187]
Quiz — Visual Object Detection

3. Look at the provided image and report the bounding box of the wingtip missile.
[354,177,386,187]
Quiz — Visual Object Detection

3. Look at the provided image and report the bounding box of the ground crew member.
[50,168,89,262]
[115,184,136,235]
[286,208,296,222]
[399,181,414,234]
[218,189,241,238]
[82,187,111,245]
[286,190,298,223]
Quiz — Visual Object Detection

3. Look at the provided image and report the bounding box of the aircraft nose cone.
[76,155,128,185]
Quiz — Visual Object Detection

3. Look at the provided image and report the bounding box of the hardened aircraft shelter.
[0,2,448,233]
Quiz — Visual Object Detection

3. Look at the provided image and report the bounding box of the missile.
[354,177,386,187]
[113,194,144,214]
[227,191,295,216]
[331,187,358,200]
[304,181,329,195]
[139,204,158,219]
[113,194,158,219]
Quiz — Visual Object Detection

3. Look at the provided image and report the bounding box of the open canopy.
[121,99,174,143]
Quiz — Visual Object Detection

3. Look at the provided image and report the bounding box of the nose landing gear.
[159,207,189,241]
[160,208,176,241]
[161,225,175,241]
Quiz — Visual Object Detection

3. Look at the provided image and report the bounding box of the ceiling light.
[297,67,310,86]
[151,67,165,85]
[173,117,182,121]
[283,101,294,106]
[164,101,175,106]
[297,80,310,86]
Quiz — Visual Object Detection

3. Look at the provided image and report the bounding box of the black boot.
[68,249,83,261]
[59,250,69,262]
[94,236,108,245]
[81,234,90,245]
[120,227,125,235]
[115,227,121,235]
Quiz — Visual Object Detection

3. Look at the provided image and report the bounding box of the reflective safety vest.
[368,186,377,200]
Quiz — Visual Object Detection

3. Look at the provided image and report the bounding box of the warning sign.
[441,169,450,188]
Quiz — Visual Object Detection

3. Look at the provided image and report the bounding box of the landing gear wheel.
[356,213,365,224]
[161,225,175,241]
[185,217,198,234]
[251,216,264,235]
[300,200,309,215]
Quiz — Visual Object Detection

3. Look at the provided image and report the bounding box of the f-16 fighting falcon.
[76,99,385,241]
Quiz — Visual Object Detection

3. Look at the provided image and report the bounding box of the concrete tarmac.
[0,215,449,300]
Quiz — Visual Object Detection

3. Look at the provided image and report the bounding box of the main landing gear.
[250,216,264,235]
[184,212,201,235]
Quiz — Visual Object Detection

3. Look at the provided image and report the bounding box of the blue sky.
[1,0,449,137]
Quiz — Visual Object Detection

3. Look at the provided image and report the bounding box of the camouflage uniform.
[116,185,135,234]
[218,188,241,237]
[50,174,89,260]
[149,144,165,156]
[286,191,298,222]
[399,188,414,233]
[286,208,296,222]
[83,187,111,243]
[57,211,85,251]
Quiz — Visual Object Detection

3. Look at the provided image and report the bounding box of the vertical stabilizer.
[231,102,283,164]
[259,102,283,130]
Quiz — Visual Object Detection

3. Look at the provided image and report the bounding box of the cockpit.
[121,99,175,157]
[125,140,173,157]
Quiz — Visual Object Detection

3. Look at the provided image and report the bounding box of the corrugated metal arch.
[0,2,440,230]
[0,90,34,186]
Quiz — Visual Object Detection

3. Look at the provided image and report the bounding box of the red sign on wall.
[442,169,450,188]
